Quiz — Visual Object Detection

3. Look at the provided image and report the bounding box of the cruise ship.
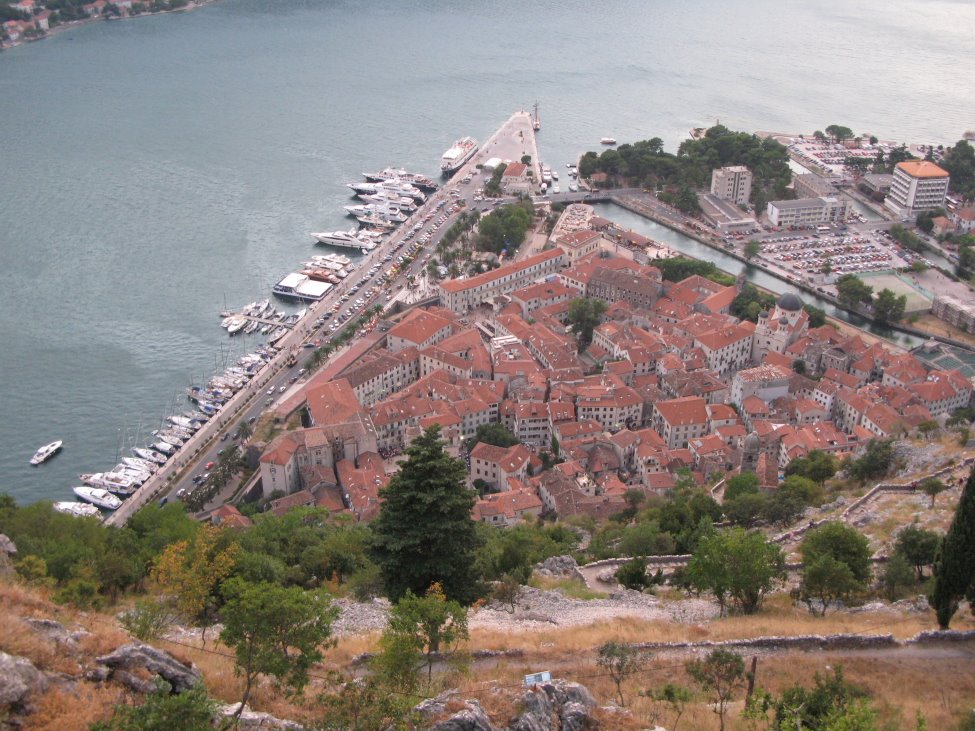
[310,229,378,252]
[440,137,478,175]
[362,167,439,191]
[272,272,332,302]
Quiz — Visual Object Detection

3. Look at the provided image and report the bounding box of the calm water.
[1,0,973,504]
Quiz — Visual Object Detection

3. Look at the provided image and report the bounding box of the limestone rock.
[535,555,577,576]
[0,534,17,556]
[0,651,49,711]
[509,686,554,731]
[216,704,305,730]
[95,643,201,693]
[27,618,90,650]
[431,700,495,731]
[561,701,595,731]
[415,688,461,719]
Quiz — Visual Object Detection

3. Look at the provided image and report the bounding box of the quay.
[106,110,536,526]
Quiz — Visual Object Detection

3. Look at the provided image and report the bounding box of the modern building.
[884,161,950,218]
[710,166,752,206]
[932,294,975,333]
[766,196,849,227]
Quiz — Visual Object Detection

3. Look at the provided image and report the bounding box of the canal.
[592,203,924,349]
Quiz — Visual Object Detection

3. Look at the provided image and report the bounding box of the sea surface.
[1,0,973,504]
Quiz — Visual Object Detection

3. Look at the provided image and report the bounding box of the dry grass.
[23,684,125,731]
[0,612,81,675]
[528,575,608,600]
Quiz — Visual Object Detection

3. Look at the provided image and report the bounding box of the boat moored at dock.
[440,137,478,175]
[53,501,102,518]
[272,273,332,303]
[311,229,378,252]
[72,487,122,511]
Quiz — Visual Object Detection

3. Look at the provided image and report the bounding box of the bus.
[816,225,831,233]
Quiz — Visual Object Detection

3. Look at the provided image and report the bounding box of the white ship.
[53,501,102,518]
[440,136,478,175]
[72,487,122,511]
[133,447,168,465]
[363,167,439,190]
[30,440,62,466]
[79,472,138,495]
[311,229,378,251]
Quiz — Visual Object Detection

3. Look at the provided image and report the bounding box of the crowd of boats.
[45,346,279,518]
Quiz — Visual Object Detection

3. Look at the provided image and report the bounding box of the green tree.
[920,477,947,508]
[799,555,861,615]
[724,472,760,502]
[825,125,854,143]
[615,556,651,591]
[801,522,871,585]
[235,421,253,442]
[881,553,916,601]
[370,425,483,605]
[646,683,693,731]
[873,288,907,324]
[836,275,874,308]
[686,649,746,731]
[687,528,785,614]
[895,524,940,580]
[567,297,608,349]
[804,304,828,328]
[91,681,215,731]
[846,439,894,483]
[466,423,519,450]
[941,140,975,200]
[785,450,838,485]
[219,578,338,725]
[930,467,975,628]
[383,583,469,686]
[724,492,769,528]
[597,642,650,706]
[744,240,762,259]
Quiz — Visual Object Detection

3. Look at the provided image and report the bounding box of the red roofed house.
[439,249,566,313]
[386,309,454,353]
[469,442,531,491]
[473,487,543,527]
[652,396,710,448]
[501,162,532,195]
[555,230,602,265]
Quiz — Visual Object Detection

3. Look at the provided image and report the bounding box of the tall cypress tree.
[930,467,975,628]
[370,425,483,605]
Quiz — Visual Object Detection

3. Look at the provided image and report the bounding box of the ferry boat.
[440,137,478,175]
[72,487,122,511]
[53,501,102,518]
[30,440,62,466]
[362,167,439,191]
[272,272,332,303]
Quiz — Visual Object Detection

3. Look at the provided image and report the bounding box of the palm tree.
[235,421,253,442]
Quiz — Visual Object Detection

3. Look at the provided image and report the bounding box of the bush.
[119,598,176,641]
[616,556,652,591]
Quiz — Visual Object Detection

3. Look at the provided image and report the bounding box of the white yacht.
[79,472,138,495]
[311,229,377,251]
[72,487,122,511]
[362,168,439,191]
[343,204,407,223]
[169,415,201,430]
[30,440,62,466]
[133,447,168,465]
[226,317,248,335]
[53,501,102,518]
[360,193,417,212]
[122,456,157,473]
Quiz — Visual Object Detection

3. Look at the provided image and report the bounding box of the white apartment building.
[884,161,950,218]
[767,196,849,227]
[438,249,566,313]
[710,166,753,206]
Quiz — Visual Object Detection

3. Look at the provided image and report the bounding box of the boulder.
[431,700,495,731]
[535,555,577,576]
[216,704,305,730]
[509,680,597,731]
[0,534,17,556]
[415,688,461,719]
[0,651,49,711]
[560,701,594,731]
[95,643,201,693]
[26,618,90,650]
[509,687,554,731]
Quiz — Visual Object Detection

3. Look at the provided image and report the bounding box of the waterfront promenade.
[106,111,536,526]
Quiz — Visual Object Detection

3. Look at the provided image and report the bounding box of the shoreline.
[1,0,220,52]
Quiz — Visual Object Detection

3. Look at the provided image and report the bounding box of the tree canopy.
[370,425,483,604]
[873,288,907,323]
[931,467,975,628]
[476,200,533,255]
[687,527,785,614]
[801,522,871,585]
[835,275,873,308]
[566,297,608,349]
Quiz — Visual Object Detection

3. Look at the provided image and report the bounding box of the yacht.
[226,317,247,335]
[153,431,184,448]
[360,193,417,212]
[30,440,62,466]
[343,204,408,223]
[72,487,122,511]
[311,229,378,251]
[79,472,138,495]
[355,214,396,230]
[600,137,617,145]
[152,441,176,455]
[440,137,479,175]
[122,456,157,473]
[133,447,168,464]
[362,167,439,191]
[53,501,102,518]
[169,415,201,430]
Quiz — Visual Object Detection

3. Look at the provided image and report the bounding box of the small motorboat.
[72,487,122,511]
[30,440,62,466]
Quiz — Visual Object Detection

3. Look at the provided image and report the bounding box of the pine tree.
[370,425,483,605]
[931,467,975,628]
